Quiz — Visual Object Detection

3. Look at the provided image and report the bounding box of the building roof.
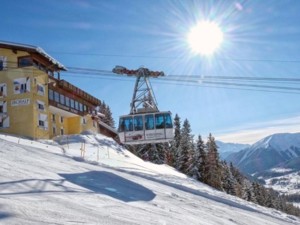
[0,40,67,71]
[98,121,118,135]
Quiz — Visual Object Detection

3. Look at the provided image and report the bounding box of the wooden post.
[80,142,85,158]
[107,145,110,159]
[66,136,69,149]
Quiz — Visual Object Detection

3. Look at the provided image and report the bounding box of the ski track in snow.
[0,133,299,225]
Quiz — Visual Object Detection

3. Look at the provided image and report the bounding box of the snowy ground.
[265,171,300,195]
[0,133,299,225]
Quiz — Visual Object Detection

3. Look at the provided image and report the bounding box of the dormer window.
[18,56,32,67]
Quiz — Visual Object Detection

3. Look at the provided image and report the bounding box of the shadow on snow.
[59,171,156,202]
[0,212,11,220]
[0,171,155,203]
[106,167,295,223]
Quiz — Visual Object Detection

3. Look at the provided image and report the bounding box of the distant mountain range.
[224,133,300,196]
[225,133,300,174]
[216,140,250,159]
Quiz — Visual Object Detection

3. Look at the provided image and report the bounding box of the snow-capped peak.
[252,132,300,152]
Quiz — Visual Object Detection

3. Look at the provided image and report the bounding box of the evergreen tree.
[220,161,236,195]
[105,105,115,128]
[187,135,205,180]
[242,180,255,202]
[197,135,207,182]
[229,162,245,198]
[171,114,182,168]
[203,133,222,190]
[99,102,115,128]
[177,119,193,173]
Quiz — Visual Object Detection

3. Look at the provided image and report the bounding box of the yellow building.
[0,41,117,139]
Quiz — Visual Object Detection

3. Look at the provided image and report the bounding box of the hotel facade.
[0,41,117,139]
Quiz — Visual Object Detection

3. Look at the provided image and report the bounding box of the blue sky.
[2,0,300,144]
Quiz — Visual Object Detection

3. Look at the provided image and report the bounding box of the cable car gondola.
[118,111,173,145]
[112,66,174,145]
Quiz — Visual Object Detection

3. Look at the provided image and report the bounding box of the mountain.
[216,140,250,159]
[0,133,298,224]
[225,133,300,175]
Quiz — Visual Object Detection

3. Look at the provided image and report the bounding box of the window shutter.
[26,77,31,92]
[3,116,9,128]
[3,101,7,113]
[3,84,7,97]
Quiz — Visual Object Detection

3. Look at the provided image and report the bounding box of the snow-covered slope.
[0,133,299,225]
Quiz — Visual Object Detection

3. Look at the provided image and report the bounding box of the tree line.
[126,113,300,217]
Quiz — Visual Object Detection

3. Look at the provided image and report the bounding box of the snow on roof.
[98,120,118,134]
[0,40,67,71]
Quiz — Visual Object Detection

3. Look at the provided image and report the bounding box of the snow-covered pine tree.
[104,105,115,128]
[203,133,222,190]
[177,119,193,173]
[187,135,205,180]
[197,135,207,182]
[241,179,255,202]
[229,162,245,198]
[171,114,181,168]
[220,161,236,195]
[173,114,181,148]
[99,102,115,128]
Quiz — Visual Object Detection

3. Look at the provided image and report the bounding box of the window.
[52,127,56,135]
[70,99,75,108]
[119,117,133,132]
[79,103,83,112]
[60,116,64,123]
[54,91,59,103]
[82,117,87,124]
[18,56,32,67]
[52,114,56,122]
[0,101,7,114]
[0,84,7,97]
[0,116,9,128]
[49,89,54,100]
[65,96,70,107]
[134,115,143,131]
[60,128,64,135]
[60,94,65,105]
[37,84,45,96]
[164,113,173,128]
[37,101,45,111]
[14,77,30,94]
[0,56,7,71]
[38,120,45,126]
[155,114,165,129]
[75,101,79,110]
[93,120,97,128]
[38,113,48,129]
[145,114,154,130]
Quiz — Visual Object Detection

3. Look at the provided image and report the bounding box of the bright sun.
[187,21,223,56]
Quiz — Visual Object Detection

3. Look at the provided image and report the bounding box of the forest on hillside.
[125,114,300,217]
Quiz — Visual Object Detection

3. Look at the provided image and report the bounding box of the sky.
[2,0,300,144]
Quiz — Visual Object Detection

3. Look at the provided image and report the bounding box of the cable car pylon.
[112,66,174,145]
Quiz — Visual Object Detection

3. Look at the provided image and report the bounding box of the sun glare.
[188,21,223,56]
